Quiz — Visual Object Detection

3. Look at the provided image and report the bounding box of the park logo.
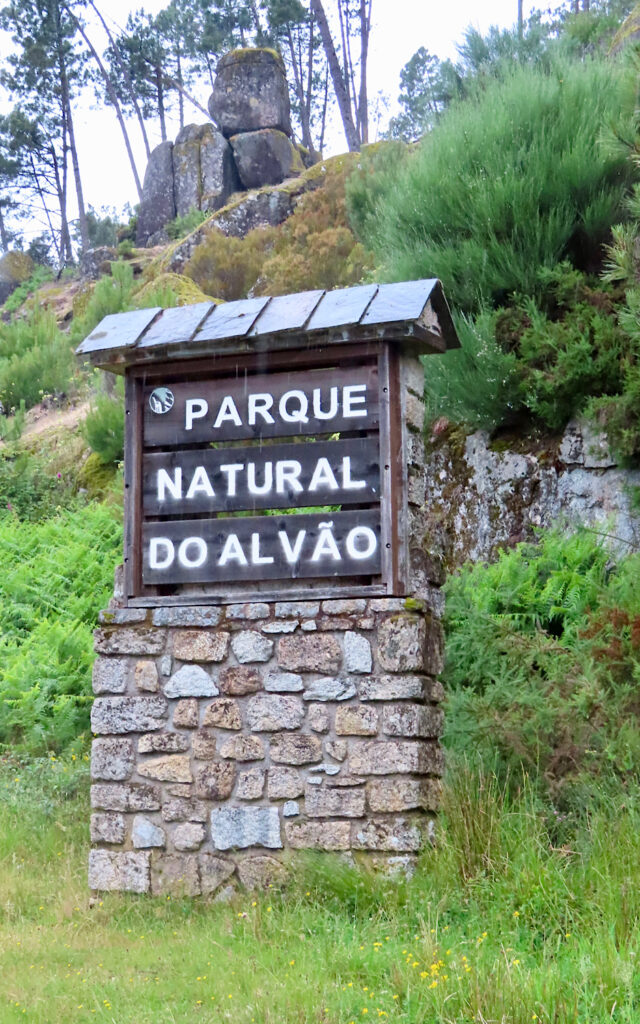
[149,387,174,415]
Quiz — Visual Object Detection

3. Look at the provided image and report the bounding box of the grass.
[1,756,639,1024]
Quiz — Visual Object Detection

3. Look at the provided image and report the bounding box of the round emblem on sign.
[149,387,174,414]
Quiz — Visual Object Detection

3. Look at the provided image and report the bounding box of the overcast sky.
[3,0,536,229]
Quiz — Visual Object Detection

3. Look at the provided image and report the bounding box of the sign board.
[124,348,399,602]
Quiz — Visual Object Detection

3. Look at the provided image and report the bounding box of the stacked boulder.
[208,48,304,190]
[136,49,306,247]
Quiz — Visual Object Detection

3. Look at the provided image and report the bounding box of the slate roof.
[76,279,459,370]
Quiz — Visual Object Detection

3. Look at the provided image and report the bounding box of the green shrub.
[70,260,136,343]
[443,527,640,807]
[0,307,76,410]
[354,58,635,314]
[167,206,208,240]
[81,379,125,466]
[424,310,519,430]
[0,503,122,752]
[1,265,53,313]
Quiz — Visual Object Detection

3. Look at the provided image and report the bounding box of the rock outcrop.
[424,419,640,569]
[208,48,292,136]
[136,48,311,247]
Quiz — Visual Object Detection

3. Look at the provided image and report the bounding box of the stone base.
[89,596,444,894]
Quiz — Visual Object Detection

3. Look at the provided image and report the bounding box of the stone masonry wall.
[88,597,444,895]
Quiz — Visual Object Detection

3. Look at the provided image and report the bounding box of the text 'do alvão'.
[142,511,382,585]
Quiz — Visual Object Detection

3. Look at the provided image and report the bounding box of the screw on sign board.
[76,281,460,604]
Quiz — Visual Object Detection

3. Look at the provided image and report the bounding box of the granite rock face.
[208,48,292,137]
[230,129,304,188]
[136,141,176,247]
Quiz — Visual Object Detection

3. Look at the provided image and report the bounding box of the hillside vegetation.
[2,10,640,1022]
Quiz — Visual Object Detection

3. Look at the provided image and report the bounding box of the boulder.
[208,48,292,137]
[230,129,304,189]
[173,124,202,218]
[200,124,240,211]
[136,141,176,246]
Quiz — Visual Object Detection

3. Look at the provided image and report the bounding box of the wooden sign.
[125,352,393,599]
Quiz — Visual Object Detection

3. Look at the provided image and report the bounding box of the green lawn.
[1,757,638,1024]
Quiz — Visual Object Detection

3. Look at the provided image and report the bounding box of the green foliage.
[0,307,76,410]
[443,526,640,806]
[345,141,410,249]
[0,503,122,752]
[424,310,519,430]
[355,58,635,314]
[0,265,53,313]
[166,206,208,240]
[69,260,136,343]
[81,378,125,467]
[386,48,460,141]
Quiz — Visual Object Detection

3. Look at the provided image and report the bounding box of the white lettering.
[341,456,366,490]
[213,395,242,429]
[309,457,339,491]
[248,393,275,426]
[276,460,303,494]
[185,466,215,499]
[251,532,274,565]
[311,522,341,562]
[149,537,174,570]
[185,398,208,430]
[346,526,377,560]
[279,389,309,424]
[247,462,273,496]
[218,534,247,566]
[278,529,306,564]
[220,463,244,497]
[157,467,182,501]
[178,537,207,569]
[343,383,368,418]
[312,386,338,420]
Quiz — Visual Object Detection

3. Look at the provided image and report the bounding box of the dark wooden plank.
[76,308,162,355]
[129,583,387,607]
[249,289,325,336]
[307,284,378,332]
[142,508,382,585]
[143,437,380,516]
[137,302,215,349]
[142,364,379,447]
[194,296,271,342]
[360,279,438,327]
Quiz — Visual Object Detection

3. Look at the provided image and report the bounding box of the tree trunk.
[66,9,143,199]
[88,0,151,159]
[34,151,64,265]
[157,66,167,142]
[0,204,9,252]
[518,0,523,38]
[287,25,313,152]
[310,0,360,151]
[65,94,89,252]
[358,0,371,146]
[176,48,184,129]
